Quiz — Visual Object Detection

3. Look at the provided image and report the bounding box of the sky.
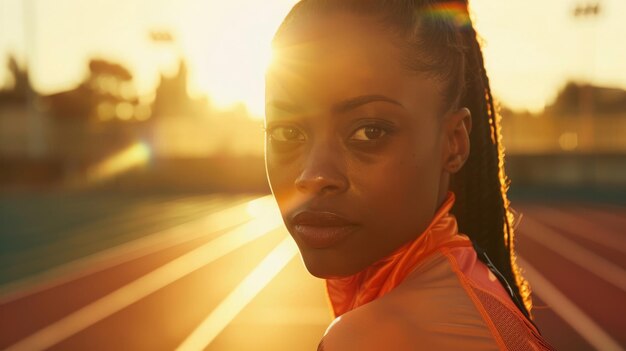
[1,0,625,117]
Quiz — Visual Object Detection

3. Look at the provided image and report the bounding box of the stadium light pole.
[23,0,46,158]
[572,1,601,153]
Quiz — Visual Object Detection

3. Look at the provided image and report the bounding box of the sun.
[185,2,294,120]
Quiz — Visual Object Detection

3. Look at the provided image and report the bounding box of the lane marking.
[524,206,626,253]
[0,196,262,303]
[1,194,233,282]
[4,213,283,351]
[1,194,237,297]
[176,236,298,351]
[520,215,626,292]
[2,192,208,242]
[519,258,623,351]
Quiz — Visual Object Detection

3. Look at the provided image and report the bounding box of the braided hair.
[274,0,532,317]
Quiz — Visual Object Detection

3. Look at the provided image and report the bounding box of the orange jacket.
[323,192,554,350]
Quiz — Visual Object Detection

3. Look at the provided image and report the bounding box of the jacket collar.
[325,192,466,317]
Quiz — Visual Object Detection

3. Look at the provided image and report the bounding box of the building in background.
[1,54,625,191]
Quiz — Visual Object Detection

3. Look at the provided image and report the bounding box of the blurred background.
[0,0,624,350]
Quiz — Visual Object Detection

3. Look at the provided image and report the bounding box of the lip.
[290,211,357,249]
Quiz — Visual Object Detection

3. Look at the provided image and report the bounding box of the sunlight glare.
[188,2,294,119]
[176,236,298,351]
[84,142,151,184]
[4,213,284,351]
[246,195,280,220]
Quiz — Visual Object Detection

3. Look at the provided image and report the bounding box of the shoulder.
[319,251,502,350]
[319,302,415,351]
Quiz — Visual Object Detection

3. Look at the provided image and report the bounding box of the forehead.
[273,13,398,64]
[267,13,444,112]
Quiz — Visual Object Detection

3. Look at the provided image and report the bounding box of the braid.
[451,10,532,316]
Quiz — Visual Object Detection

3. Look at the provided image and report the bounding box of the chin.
[298,247,366,279]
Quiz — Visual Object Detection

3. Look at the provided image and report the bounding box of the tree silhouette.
[45,58,139,121]
[0,55,33,104]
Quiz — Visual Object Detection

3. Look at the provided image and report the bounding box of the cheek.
[266,153,291,195]
[353,137,441,193]
[350,139,443,229]
[265,148,303,216]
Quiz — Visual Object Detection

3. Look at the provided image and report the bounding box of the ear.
[442,107,471,174]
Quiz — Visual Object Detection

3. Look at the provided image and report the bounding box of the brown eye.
[269,126,305,142]
[351,125,387,141]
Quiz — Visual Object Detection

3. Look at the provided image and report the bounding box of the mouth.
[290,211,358,249]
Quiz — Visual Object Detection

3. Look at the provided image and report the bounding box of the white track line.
[5,215,283,351]
[524,206,626,253]
[176,236,298,351]
[0,196,262,303]
[519,258,623,351]
[520,215,626,292]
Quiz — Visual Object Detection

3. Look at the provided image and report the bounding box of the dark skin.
[265,13,471,279]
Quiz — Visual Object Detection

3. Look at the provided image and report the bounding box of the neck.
[325,192,468,317]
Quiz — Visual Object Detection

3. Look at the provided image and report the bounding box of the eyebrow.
[266,100,302,114]
[267,94,404,115]
[333,94,404,114]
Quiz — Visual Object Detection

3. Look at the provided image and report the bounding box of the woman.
[264,0,554,349]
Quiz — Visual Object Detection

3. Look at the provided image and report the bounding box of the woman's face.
[265,13,465,278]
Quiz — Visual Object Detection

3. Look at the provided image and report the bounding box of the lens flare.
[83,141,152,184]
[425,2,471,29]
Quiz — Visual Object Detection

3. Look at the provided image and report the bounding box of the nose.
[295,142,348,195]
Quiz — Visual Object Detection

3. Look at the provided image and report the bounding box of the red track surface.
[1,199,624,350]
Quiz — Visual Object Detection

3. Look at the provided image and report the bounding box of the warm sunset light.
[0,0,295,119]
[1,0,625,117]
[194,40,273,119]
[1,1,624,351]
[176,236,298,351]
[185,2,287,118]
